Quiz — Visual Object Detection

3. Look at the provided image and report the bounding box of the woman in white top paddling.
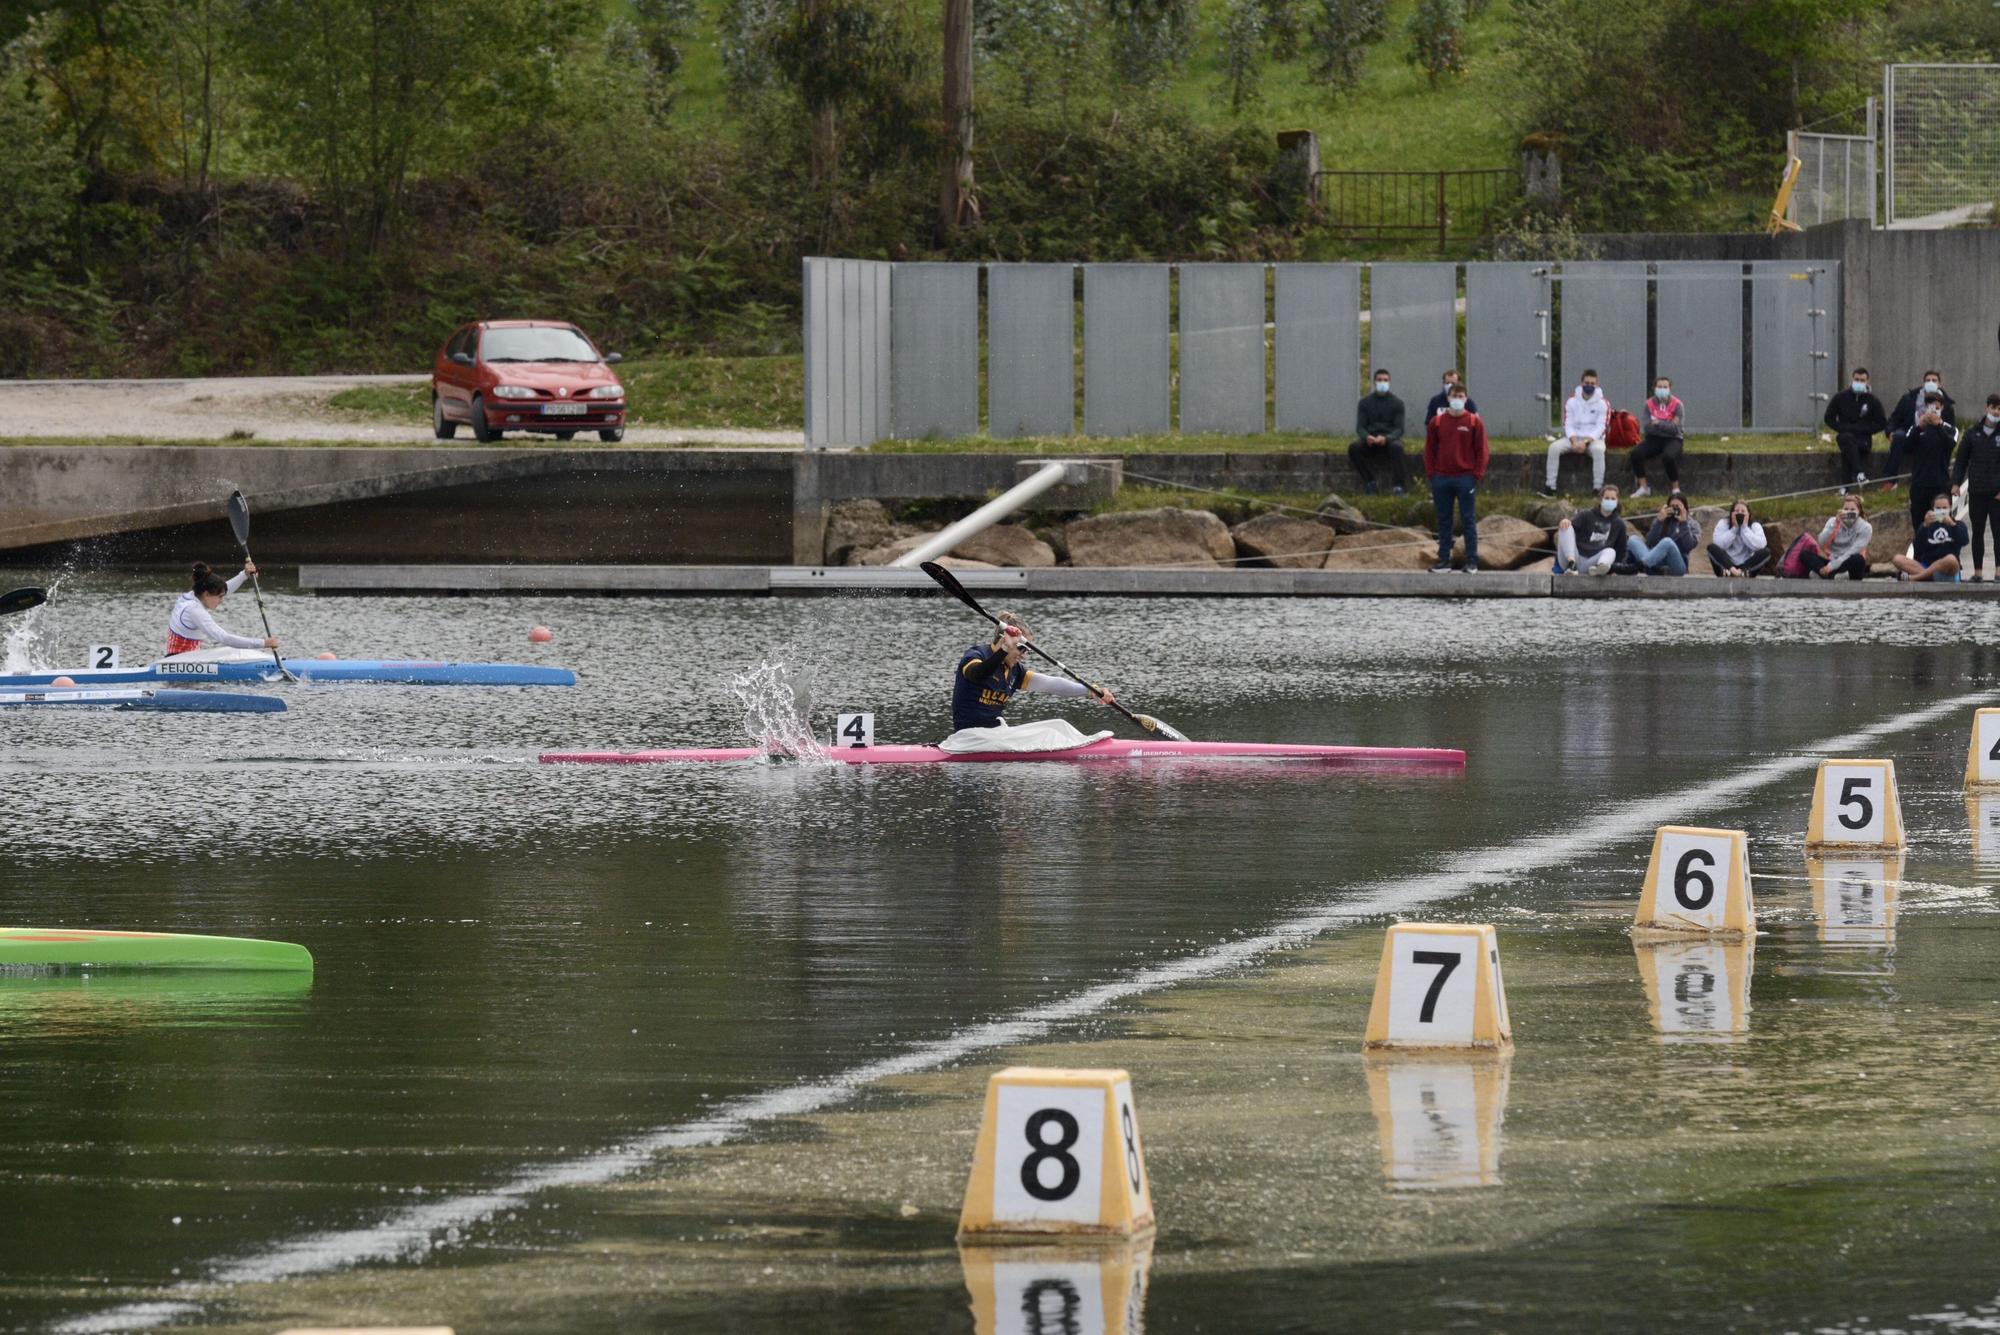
[166,561,278,656]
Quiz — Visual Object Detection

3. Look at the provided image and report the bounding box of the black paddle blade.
[226,490,251,547]
[0,587,47,616]
[918,560,991,619]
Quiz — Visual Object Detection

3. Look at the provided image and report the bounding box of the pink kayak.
[539,739,1465,767]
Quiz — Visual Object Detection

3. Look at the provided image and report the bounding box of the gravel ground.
[0,374,803,446]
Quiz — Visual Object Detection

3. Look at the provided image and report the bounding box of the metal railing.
[1311,168,1520,249]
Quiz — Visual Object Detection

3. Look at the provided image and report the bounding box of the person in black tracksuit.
[1823,369,1889,489]
[1902,404,1960,536]
[1886,372,1955,486]
[1951,393,2000,581]
[1348,370,1408,494]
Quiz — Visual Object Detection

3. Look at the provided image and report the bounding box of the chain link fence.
[1885,63,2000,227]
[1789,124,1875,227]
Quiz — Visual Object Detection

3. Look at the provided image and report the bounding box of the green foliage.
[1406,0,1467,85]
[1220,0,1266,111]
[1106,0,1198,86]
[975,0,1101,109]
[0,70,80,272]
[1259,0,1304,58]
[1307,0,1384,92]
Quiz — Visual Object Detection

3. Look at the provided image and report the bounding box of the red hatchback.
[431,320,627,442]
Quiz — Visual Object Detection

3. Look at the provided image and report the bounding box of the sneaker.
[1612,559,1641,576]
[1858,473,1869,485]
[1537,485,1558,498]
[1463,561,1479,574]
[1429,562,1452,574]
[1630,483,1652,499]
[1587,561,1613,577]
[1971,574,1987,584]
[1896,571,1911,582]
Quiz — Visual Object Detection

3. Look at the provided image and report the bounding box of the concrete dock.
[299,564,2000,598]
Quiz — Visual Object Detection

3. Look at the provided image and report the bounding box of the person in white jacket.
[1705,500,1770,577]
[166,561,278,656]
[1541,369,1609,497]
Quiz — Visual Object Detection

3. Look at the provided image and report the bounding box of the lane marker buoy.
[958,1067,1153,1240]
[1363,923,1511,1052]
[1806,758,1903,849]
[528,625,553,643]
[959,1238,1153,1335]
[1967,708,2000,789]
[1634,826,1754,938]
[1634,937,1753,1041]
[1364,1054,1510,1187]
[1807,854,1902,944]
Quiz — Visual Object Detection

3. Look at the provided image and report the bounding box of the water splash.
[728,657,828,761]
[2,573,68,674]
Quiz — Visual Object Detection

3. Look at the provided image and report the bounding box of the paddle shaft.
[225,492,294,681]
[918,563,1158,734]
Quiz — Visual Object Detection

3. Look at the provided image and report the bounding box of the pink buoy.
[51,676,75,687]
[314,652,337,660]
[528,625,554,644]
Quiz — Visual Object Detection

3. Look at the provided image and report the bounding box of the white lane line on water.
[57,691,1985,1334]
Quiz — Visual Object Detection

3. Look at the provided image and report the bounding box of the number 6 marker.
[1806,758,1903,850]
[1363,923,1511,1052]
[958,1067,1154,1240]
[1634,826,1754,938]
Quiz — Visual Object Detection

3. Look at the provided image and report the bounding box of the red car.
[431,320,627,442]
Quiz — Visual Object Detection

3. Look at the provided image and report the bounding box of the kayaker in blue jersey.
[952,613,1116,732]
[166,561,278,656]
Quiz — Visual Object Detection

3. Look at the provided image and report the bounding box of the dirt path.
[0,375,804,446]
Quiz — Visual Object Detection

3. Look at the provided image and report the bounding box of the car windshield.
[480,327,599,363]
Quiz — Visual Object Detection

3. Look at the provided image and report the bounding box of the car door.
[442,327,475,415]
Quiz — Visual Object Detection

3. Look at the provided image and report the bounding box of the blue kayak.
[0,687,285,713]
[0,656,575,688]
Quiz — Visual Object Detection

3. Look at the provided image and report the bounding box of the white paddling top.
[167,571,263,650]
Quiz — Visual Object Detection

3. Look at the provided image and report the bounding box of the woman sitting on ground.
[1620,492,1699,575]
[1801,495,1873,580]
[1893,492,1969,583]
[1707,500,1770,577]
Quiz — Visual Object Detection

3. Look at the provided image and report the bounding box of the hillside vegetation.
[1,0,1990,377]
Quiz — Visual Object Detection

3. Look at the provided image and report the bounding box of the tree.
[1406,0,1465,86]
[765,0,919,189]
[939,0,976,242]
[0,65,82,272]
[1220,0,1265,112]
[1306,0,1382,92]
[1690,0,1886,127]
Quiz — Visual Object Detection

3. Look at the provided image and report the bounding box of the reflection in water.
[1808,854,1904,948]
[1634,938,1754,1042]
[1969,796,2000,865]
[0,970,313,1036]
[960,1238,1153,1335]
[1364,1054,1510,1188]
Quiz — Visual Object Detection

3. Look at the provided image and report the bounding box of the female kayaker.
[952,613,1114,733]
[166,561,278,656]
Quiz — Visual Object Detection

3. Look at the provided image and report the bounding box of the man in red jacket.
[1423,384,1491,572]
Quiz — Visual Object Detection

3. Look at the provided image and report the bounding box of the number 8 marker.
[1634,826,1754,938]
[959,1067,1155,1240]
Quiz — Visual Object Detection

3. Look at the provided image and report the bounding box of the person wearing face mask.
[1886,370,1956,490]
[1901,391,1961,537]
[1348,368,1409,496]
[1892,492,1968,583]
[1422,383,1488,573]
[1950,392,2000,581]
[1706,500,1770,578]
[1424,369,1478,425]
[1627,376,1684,499]
[1618,491,1698,576]
[1540,369,1608,498]
[1554,483,1627,575]
[1822,367,1888,492]
[1799,496,1873,580]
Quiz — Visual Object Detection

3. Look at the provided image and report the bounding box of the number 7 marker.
[1364,924,1512,1052]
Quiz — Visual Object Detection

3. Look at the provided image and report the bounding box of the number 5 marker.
[1806,759,1903,850]
[958,1067,1154,1241]
[1633,826,1754,938]
[1363,923,1512,1052]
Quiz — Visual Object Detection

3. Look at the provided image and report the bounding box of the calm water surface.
[3,575,2000,1332]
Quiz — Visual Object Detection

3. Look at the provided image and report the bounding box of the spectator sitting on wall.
[1951,393,2000,583]
[1618,491,1699,576]
[1424,369,1478,425]
[1800,493,1873,580]
[1885,369,1956,492]
[1348,368,1408,496]
[1707,499,1770,578]
[1424,383,1489,574]
[1823,367,1888,493]
[1901,389,1960,537]
[1540,369,1609,498]
[1893,492,1968,583]
[1628,376,1684,500]
[1554,482,1627,576]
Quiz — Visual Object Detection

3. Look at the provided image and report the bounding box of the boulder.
[1231,512,1339,569]
[1524,497,1574,530]
[853,533,961,566]
[1518,556,1557,574]
[1454,515,1549,569]
[1316,493,1373,536]
[1322,526,1437,571]
[823,499,897,565]
[1864,507,1912,562]
[1065,507,1235,568]
[950,523,1057,568]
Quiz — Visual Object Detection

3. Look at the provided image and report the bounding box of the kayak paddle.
[0,587,47,617]
[224,490,297,683]
[918,560,1190,741]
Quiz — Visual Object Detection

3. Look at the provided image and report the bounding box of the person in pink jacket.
[1629,376,1684,499]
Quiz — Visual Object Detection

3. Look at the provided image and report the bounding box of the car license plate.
[542,402,586,416]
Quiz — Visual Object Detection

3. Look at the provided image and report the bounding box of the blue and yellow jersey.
[952,642,1034,731]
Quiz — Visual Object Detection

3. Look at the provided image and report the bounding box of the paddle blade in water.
[227,490,252,546]
[0,587,47,617]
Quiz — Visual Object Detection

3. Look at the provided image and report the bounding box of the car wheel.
[599,427,625,442]
[554,430,576,442]
[432,394,458,440]
[470,395,498,443]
